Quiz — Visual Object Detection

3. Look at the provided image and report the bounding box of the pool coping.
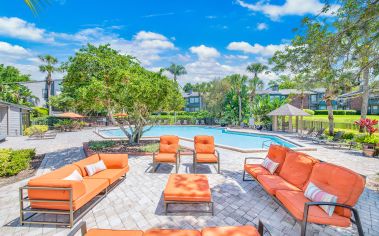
[94,126,317,153]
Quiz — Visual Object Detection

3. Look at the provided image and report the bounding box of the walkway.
[0,128,378,236]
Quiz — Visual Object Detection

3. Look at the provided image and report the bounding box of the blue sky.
[0,0,337,85]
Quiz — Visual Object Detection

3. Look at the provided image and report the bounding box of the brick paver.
[0,128,378,235]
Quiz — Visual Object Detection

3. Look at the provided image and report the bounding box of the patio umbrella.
[56,112,85,119]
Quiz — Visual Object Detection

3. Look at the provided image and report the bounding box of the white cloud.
[0,17,54,43]
[224,54,249,60]
[189,45,220,60]
[236,0,339,20]
[227,41,286,57]
[0,42,30,59]
[257,22,268,31]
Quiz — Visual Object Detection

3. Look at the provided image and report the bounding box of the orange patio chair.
[194,136,220,174]
[153,135,180,173]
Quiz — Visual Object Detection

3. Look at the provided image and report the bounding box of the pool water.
[98,126,298,150]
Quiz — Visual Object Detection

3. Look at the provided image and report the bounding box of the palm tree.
[24,0,47,13]
[246,63,269,80]
[227,74,248,124]
[39,55,58,115]
[165,63,187,82]
[247,77,264,115]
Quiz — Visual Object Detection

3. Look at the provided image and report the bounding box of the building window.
[372,106,379,114]
[310,95,317,103]
[189,97,199,103]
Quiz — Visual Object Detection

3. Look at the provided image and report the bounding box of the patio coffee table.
[163,174,213,215]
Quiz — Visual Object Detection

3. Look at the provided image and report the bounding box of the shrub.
[88,140,116,151]
[31,107,49,118]
[0,148,35,176]
[24,125,48,136]
[303,109,315,115]
[314,110,357,115]
[32,116,61,127]
[342,132,355,140]
[355,134,379,144]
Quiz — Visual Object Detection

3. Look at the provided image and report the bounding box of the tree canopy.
[54,44,184,143]
[0,64,36,106]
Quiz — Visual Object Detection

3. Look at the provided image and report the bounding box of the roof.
[0,100,32,110]
[256,89,313,96]
[182,91,200,98]
[267,104,310,116]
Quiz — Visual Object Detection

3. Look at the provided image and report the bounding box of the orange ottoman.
[163,174,213,215]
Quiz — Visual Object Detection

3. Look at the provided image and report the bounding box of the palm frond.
[24,0,49,14]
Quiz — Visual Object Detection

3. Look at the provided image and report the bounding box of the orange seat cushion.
[194,136,215,154]
[85,167,128,185]
[305,163,365,218]
[267,144,291,173]
[144,229,201,236]
[35,164,82,179]
[155,153,177,163]
[257,175,301,196]
[74,154,100,176]
[244,164,271,178]
[202,225,259,236]
[29,178,108,211]
[276,190,351,227]
[160,135,179,153]
[86,229,144,236]
[99,153,128,169]
[196,153,218,163]
[164,174,211,202]
[279,152,319,189]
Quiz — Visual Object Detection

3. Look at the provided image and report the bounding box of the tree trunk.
[326,99,334,135]
[47,73,52,115]
[300,93,304,110]
[238,93,242,124]
[360,67,370,132]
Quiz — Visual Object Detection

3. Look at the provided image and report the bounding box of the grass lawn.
[303,115,379,123]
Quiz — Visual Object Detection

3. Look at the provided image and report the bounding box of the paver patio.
[0,128,378,236]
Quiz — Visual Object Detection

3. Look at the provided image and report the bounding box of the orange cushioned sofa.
[20,153,129,227]
[243,144,365,236]
[193,136,220,173]
[153,135,180,173]
[68,221,271,236]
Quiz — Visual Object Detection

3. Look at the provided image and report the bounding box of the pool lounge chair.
[315,131,344,145]
[152,135,180,173]
[68,220,272,236]
[310,128,326,143]
[298,127,315,139]
[193,136,220,174]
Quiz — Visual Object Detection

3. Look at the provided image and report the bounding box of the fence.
[302,120,360,132]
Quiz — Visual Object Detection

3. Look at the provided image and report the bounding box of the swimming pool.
[97,126,299,150]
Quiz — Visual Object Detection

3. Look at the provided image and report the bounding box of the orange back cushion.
[194,136,215,154]
[73,154,100,176]
[267,144,291,173]
[159,135,179,153]
[35,164,82,179]
[306,163,365,218]
[279,152,319,189]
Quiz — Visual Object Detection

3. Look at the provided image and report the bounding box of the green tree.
[183,83,194,93]
[39,55,59,115]
[226,74,248,124]
[247,77,264,115]
[202,78,231,118]
[58,44,184,143]
[332,0,379,126]
[0,64,36,106]
[165,63,187,82]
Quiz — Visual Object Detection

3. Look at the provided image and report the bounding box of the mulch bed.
[83,140,193,157]
[0,154,45,187]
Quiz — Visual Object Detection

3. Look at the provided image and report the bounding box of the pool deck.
[0,127,378,235]
[95,126,317,153]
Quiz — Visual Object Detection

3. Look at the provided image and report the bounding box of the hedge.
[0,149,36,176]
[314,110,357,115]
[303,109,315,115]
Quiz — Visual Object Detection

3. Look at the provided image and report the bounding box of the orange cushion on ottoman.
[86,229,144,236]
[164,174,211,202]
[145,229,201,236]
[202,225,260,236]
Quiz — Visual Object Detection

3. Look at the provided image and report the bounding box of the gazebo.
[267,104,310,133]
